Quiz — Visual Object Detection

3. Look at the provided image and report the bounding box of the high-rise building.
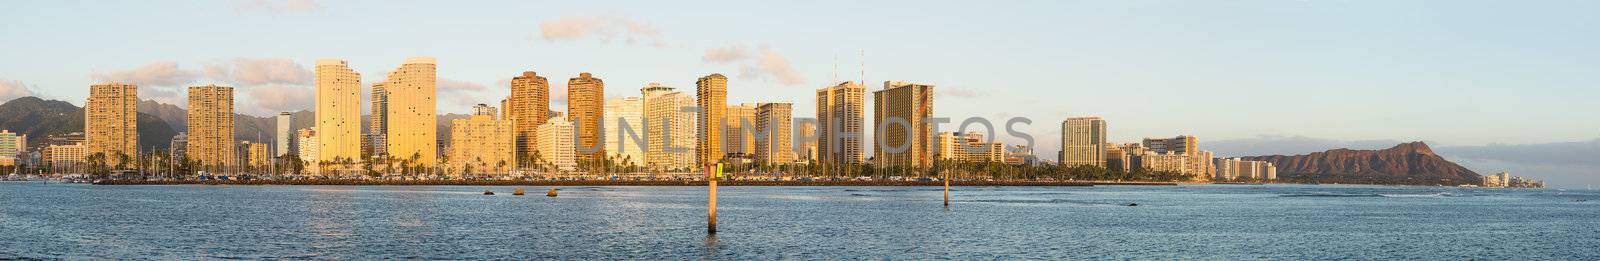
[384,57,438,166]
[47,142,86,170]
[1059,117,1107,168]
[315,59,362,165]
[642,83,697,171]
[567,72,605,163]
[796,121,817,162]
[816,81,865,164]
[872,81,935,169]
[536,116,576,171]
[604,97,645,167]
[696,74,728,166]
[296,128,318,175]
[169,133,187,159]
[449,104,516,176]
[368,82,388,157]
[275,112,292,157]
[0,130,21,166]
[187,85,236,170]
[242,141,269,171]
[507,71,550,165]
[723,103,757,157]
[1143,136,1198,156]
[754,102,794,164]
[85,83,138,158]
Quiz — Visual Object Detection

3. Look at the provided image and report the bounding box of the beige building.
[187,85,235,171]
[797,121,817,162]
[537,116,577,171]
[603,97,645,167]
[1143,135,1212,179]
[507,71,550,163]
[315,59,362,164]
[642,83,697,171]
[297,128,319,175]
[754,102,794,164]
[816,81,865,164]
[85,83,139,159]
[872,81,935,169]
[936,132,1005,163]
[1059,117,1107,168]
[242,141,269,171]
[48,142,86,170]
[567,72,605,163]
[384,57,438,166]
[723,103,757,157]
[696,74,728,167]
[449,104,516,176]
[1135,152,1191,174]
[1215,158,1277,180]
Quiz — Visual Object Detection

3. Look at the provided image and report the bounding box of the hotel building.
[384,57,438,166]
[1059,117,1107,168]
[604,97,645,167]
[816,81,865,164]
[568,72,605,163]
[508,71,550,164]
[754,102,795,164]
[696,74,728,166]
[187,85,236,170]
[872,81,935,169]
[642,83,697,171]
[316,59,362,164]
[537,116,577,171]
[449,104,516,176]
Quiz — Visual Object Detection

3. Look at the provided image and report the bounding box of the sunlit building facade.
[384,57,438,166]
[642,83,697,171]
[187,85,236,170]
[316,59,362,164]
[872,81,935,169]
[604,97,645,167]
[568,72,605,163]
[695,74,728,166]
[85,83,138,158]
[816,81,865,164]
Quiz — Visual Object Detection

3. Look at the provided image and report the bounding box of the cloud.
[89,61,200,87]
[225,58,312,85]
[0,79,37,102]
[234,0,321,13]
[438,78,498,111]
[702,46,750,63]
[439,79,489,92]
[247,85,315,114]
[705,45,806,86]
[538,15,666,47]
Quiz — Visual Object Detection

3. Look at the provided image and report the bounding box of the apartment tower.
[603,97,645,167]
[695,74,728,166]
[1059,117,1108,168]
[384,57,438,166]
[85,83,138,158]
[642,83,697,171]
[186,85,236,170]
[315,59,362,164]
[567,72,605,163]
[816,81,865,164]
[754,102,794,164]
[872,81,935,169]
[507,71,550,164]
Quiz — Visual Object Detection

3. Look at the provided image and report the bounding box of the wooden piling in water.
[944,178,950,207]
[708,163,720,234]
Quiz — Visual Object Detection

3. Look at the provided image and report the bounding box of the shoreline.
[88,179,1190,186]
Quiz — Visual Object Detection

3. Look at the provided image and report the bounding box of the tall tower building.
[796,121,817,162]
[186,85,236,170]
[642,83,697,171]
[1059,117,1107,168]
[85,83,138,158]
[566,72,605,164]
[368,83,389,157]
[449,104,516,176]
[604,96,645,167]
[723,103,757,157]
[296,128,318,175]
[508,71,549,163]
[384,57,438,166]
[275,112,292,157]
[872,81,935,169]
[695,74,728,166]
[755,102,794,164]
[315,59,362,164]
[816,81,865,164]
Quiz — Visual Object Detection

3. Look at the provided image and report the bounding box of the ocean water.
[0,183,1595,259]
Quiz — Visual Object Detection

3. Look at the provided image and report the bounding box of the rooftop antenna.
[859,49,866,86]
[832,54,839,84]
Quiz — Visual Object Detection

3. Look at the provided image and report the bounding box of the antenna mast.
[859,50,865,86]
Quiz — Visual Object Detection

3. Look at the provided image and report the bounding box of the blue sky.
[2,0,1597,185]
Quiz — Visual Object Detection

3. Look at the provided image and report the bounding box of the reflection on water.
[0,184,1596,259]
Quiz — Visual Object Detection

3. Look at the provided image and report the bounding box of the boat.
[483,190,495,195]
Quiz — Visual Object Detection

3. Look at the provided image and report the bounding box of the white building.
[537,116,577,171]
[603,97,645,168]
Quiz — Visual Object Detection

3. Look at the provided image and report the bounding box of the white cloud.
[89,61,200,87]
[938,87,986,99]
[705,45,806,86]
[0,79,37,103]
[538,15,666,47]
[226,58,312,86]
[247,85,314,114]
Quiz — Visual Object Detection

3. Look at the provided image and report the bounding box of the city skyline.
[0,1,1595,185]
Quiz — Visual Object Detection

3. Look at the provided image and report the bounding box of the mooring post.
[708,163,720,234]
